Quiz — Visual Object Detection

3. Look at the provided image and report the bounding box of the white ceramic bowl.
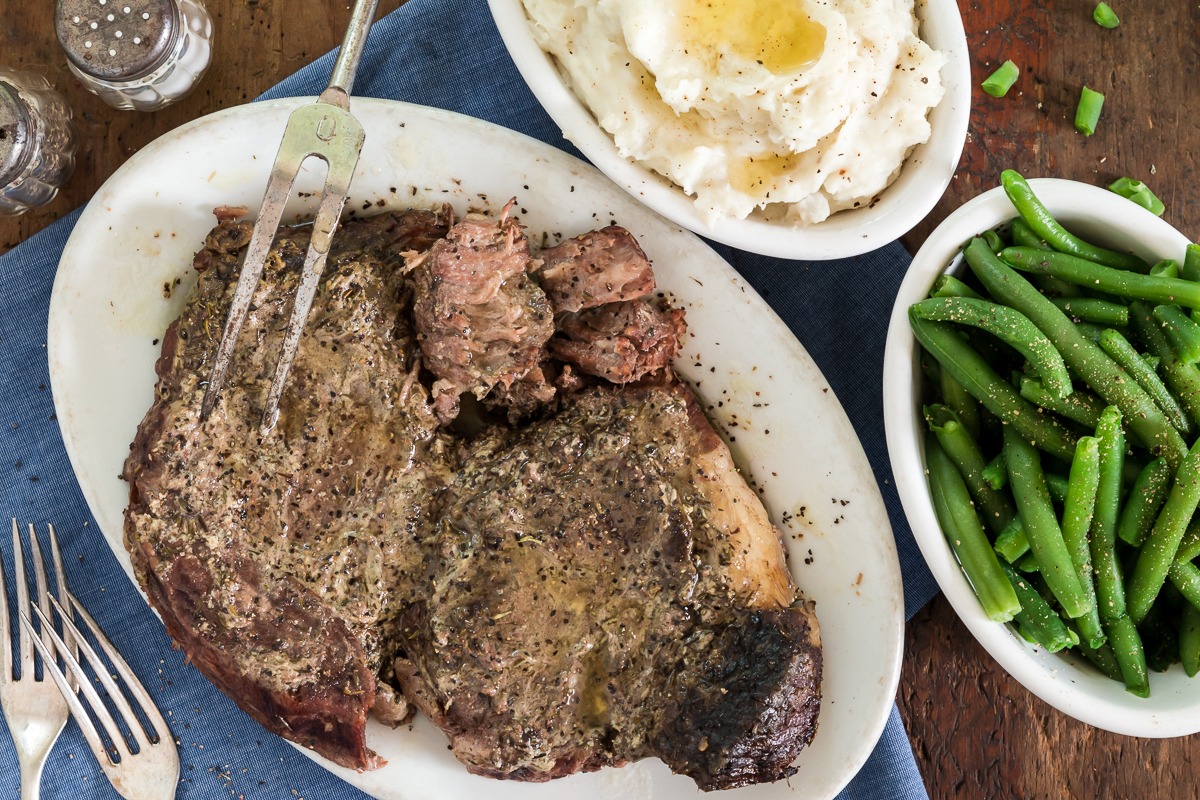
[487,0,971,261]
[883,178,1200,737]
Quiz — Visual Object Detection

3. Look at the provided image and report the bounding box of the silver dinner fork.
[0,520,73,800]
[22,591,179,800]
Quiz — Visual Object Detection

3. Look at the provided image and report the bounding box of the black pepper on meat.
[122,205,822,789]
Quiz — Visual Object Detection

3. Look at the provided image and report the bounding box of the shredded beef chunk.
[394,382,820,790]
[535,226,656,314]
[123,209,456,771]
[411,204,555,422]
[550,297,687,383]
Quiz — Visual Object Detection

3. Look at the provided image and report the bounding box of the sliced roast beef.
[123,210,457,771]
[535,225,656,314]
[410,205,555,422]
[550,298,686,383]
[393,381,820,790]
[124,206,821,790]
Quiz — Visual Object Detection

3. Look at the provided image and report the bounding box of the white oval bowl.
[883,178,1200,737]
[487,0,971,260]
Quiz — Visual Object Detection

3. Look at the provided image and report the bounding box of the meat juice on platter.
[122,202,822,790]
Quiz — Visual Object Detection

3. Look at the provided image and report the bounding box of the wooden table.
[3,1,1199,798]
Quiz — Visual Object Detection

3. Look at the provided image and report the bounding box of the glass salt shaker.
[55,0,213,111]
[0,69,77,216]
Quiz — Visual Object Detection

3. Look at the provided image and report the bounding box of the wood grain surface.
[2,1,1200,798]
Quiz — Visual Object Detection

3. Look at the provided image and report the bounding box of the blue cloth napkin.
[0,0,937,797]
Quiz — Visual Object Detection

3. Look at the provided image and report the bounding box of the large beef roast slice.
[394,381,821,791]
[123,209,456,771]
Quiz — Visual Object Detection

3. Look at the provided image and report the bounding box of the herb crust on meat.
[122,204,822,789]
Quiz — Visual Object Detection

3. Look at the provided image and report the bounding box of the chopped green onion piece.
[1075,86,1105,136]
[1109,177,1166,216]
[1093,2,1120,28]
[981,60,1020,98]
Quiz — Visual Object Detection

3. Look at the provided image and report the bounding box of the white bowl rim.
[884,177,1200,737]
[486,0,971,261]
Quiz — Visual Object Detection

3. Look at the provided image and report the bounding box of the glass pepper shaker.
[55,0,213,111]
[0,69,77,216]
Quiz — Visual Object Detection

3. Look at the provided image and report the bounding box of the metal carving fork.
[201,0,381,432]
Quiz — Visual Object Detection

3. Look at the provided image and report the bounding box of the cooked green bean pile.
[916,169,1200,696]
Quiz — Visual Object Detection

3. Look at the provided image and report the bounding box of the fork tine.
[1,521,10,681]
[67,590,172,744]
[25,603,132,761]
[56,592,160,751]
[200,154,305,421]
[47,522,78,689]
[19,609,117,767]
[12,518,32,678]
[27,523,57,668]
[260,165,358,432]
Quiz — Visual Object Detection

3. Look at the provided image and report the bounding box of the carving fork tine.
[200,0,380,432]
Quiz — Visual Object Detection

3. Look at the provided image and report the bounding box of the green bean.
[1019,377,1105,429]
[1010,217,1049,250]
[1045,473,1070,506]
[1109,177,1164,216]
[1051,297,1129,327]
[1017,552,1041,573]
[1184,243,1200,282]
[1143,353,1162,371]
[1150,259,1179,279]
[1003,563,1075,652]
[925,404,1014,534]
[939,369,982,441]
[909,314,1079,460]
[912,297,1074,398]
[966,239,1187,467]
[981,60,1020,98]
[1141,592,1183,673]
[1176,517,1200,564]
[927,433,1022,622]
[1004,424,1092,618]
[1000,170,1149,272]
[1001,247,1200,308]
[1073,322,1111,343]
[1127,437,1200,624]
[982,452,1008,491]
[1091,408,1126,623]
[994,516,1030,563]
[1061,436,1105,648]
[1129,301,1200,430]
[1093,2,1120,28]
[983,228,1006,253]
[1116,457,1173,547]
[1182,603,1200,678]
[1153,304,1200,363]
[1075,629,1126,682]
[1169,561,1200,615]
[1074,86,1105,136]
[1105,615,1150,696]
[1097,328,1191,435]
[1087,407,1149,693]
[932,273,984,300]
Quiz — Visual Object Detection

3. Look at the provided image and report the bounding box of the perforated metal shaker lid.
[0,81,32,186]
[56,0,180,82]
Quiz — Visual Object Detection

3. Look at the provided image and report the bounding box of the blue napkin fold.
[0,0,936,797]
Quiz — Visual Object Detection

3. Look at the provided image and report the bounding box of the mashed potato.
[522,0,946,225]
